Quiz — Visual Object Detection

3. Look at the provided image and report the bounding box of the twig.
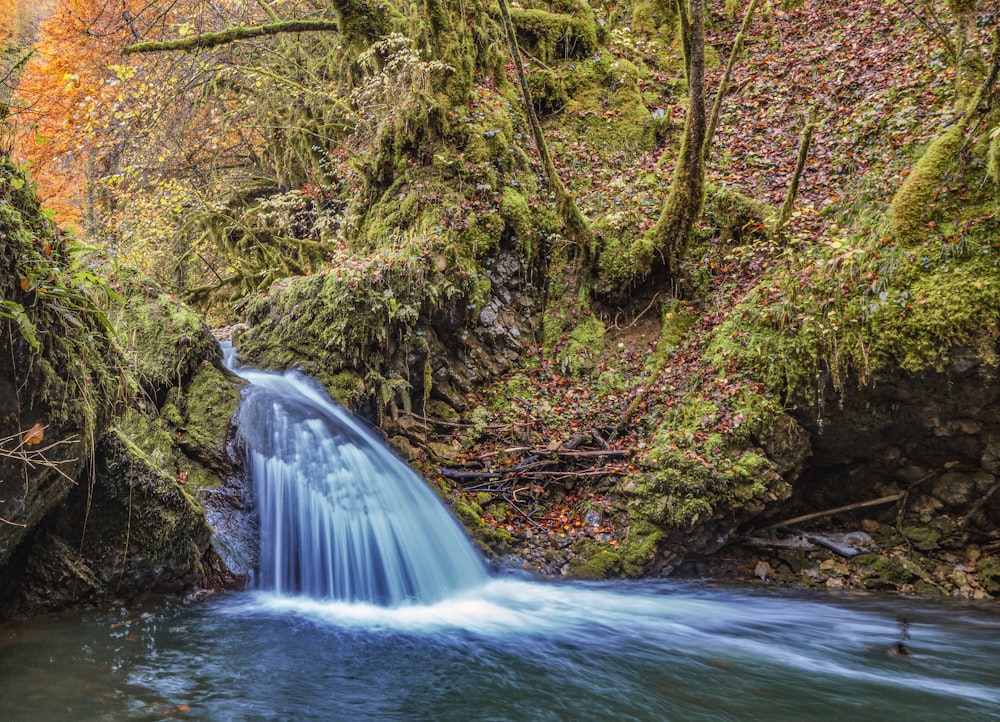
[959,481,1000,527]
[439,468,502,480]
[502,494,545,529]
[755,492,905,533]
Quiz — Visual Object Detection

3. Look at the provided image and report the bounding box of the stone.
[930,472,977,507]
[902,525,942,551]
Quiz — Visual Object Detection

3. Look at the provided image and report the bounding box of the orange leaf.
[23,422,44,446]
[20,277,30,292]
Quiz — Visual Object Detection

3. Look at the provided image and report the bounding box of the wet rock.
[389,436,417,461]
[977,558,1000,594]
[902,525,942,551]
[929,472,977,507]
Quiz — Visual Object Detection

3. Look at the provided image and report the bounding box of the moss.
[648,300,697,370]
[977,557,1000,595]
[116,282,220,398]
[556,313,606,375]
[890,121,968,244]
[500,187,537,257]
[617,520,665,576]
[507,6,598,63]
[327,370,366,407]
[451,497,512,555]
[561,58,655,155]
[1,159,125,566]
[902,525,942,551]
[114,407,218,493]
[988,127,1000,191]
[700,183,775,245]
[567,543,622,579]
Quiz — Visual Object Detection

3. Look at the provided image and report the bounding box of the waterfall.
[227,348,486,606]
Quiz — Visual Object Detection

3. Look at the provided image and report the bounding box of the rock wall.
[0,279,248,616]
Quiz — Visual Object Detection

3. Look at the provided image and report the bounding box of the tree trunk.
[649,0,706,281]
[497,0,593,258]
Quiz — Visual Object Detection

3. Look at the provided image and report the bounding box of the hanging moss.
[1,159,125,568]
[505,6,598,63]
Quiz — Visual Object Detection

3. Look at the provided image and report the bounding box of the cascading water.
[226,347,486,606]
[4,347,1000,719]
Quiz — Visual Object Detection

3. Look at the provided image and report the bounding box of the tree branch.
[122,20,340,55]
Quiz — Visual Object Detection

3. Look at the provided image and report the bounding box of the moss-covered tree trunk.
[649,0,706,282]
[497,0,593,259]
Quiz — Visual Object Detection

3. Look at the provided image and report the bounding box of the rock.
[427,441,461,461]
[860,518,880,533]
[902,525,943,551]
[976,558,1000,595]
[808,531,874,558]
[929,472,977,507]
[388,436,417,461]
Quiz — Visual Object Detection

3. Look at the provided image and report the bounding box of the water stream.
[2,354,999,720]
[232,360,485,605]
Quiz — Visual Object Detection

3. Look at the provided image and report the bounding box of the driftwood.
[742,531,874,559]
[755,492,906,534]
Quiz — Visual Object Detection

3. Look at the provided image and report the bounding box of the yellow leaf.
[23,423,44,446]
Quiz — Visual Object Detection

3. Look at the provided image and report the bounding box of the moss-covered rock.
[15,432,213,611]
[977,557,1000,594]
[0,159,123,572]
[114,279,222,401]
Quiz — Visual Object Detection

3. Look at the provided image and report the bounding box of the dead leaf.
[22,422,44,446]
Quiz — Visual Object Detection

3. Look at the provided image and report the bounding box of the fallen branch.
[438,468,502,481]
[502,495,545,529]
[756,492,905,533]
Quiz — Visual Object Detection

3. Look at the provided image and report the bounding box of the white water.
[229,352,486,605]
[2,350,999,719]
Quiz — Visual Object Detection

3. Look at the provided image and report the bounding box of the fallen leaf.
[22,423,44,446]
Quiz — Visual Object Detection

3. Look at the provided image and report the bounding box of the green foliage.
[0,158,124,441]
[505,5,598,63]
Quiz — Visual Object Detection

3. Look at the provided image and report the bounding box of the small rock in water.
[754,561,771,582]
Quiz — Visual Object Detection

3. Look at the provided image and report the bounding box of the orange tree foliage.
[12,0,138,225]
[10,0,302,292]
[10,0,209,228]
[0,1,15,46]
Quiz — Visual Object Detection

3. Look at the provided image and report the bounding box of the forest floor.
[405,1,1000,597]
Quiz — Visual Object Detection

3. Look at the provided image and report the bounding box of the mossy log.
[122,21,341,55]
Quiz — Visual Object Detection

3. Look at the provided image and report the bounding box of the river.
[2,352,998,720]
[1,580,999,720]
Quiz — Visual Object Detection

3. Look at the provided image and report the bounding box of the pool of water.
[2,578,998,721]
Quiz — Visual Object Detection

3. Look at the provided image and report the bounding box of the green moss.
[560,58,655,155]
[500,187,538,257]
[902,525,942,551]
[116,283,219,397]
[507,6,598,63]
[617,520,665,576]
[451,497,512,555]
[327,370,366,408]
[567,543,622,579]
[977,557,1000,595]
[890,122,968,244]
[114,407,217,494]
[648,300,697,371]
[556,314,606,375]
[0,166,124,437]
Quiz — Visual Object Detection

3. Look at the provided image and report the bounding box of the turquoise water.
[1,581,999,720]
